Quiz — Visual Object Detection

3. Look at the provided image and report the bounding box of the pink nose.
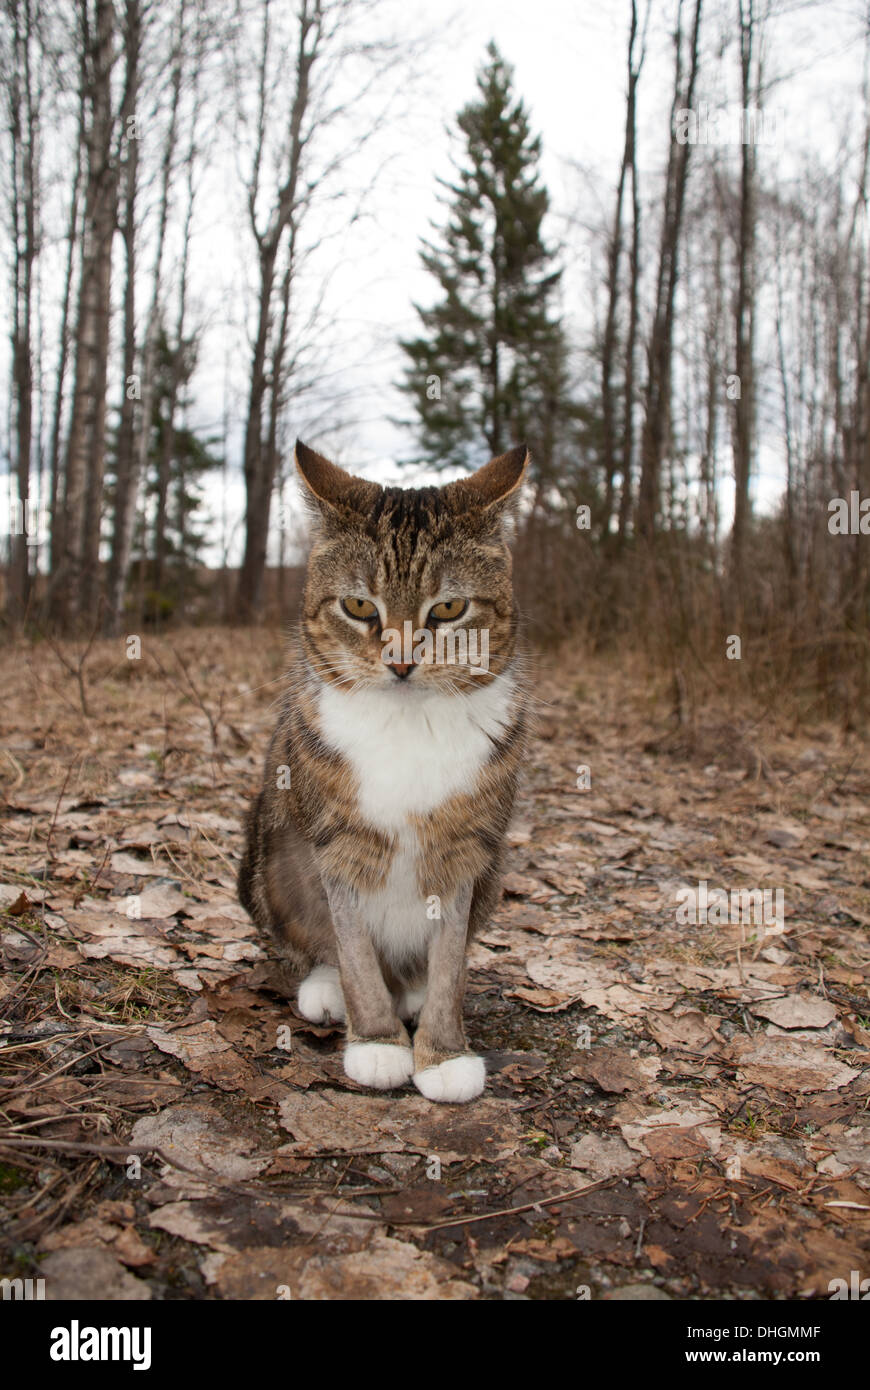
[389,662,412,679]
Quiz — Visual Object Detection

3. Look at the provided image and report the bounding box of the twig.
[817,959,828,999]
[191,823,239,880]
[46,602,103,718]
[2,749,25,789]
[53,978,75,1022]
[0,1135,375,1209]
[403,1176,619,1232]
[26,658,80,715]
[84,840,113,899]
[634,1217,646,1259]
[46,759,76,866]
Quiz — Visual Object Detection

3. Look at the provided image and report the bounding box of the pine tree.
[107,325,221,623]
[400,42,572,478]
[142,328,221,619]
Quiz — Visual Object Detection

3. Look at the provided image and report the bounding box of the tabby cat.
[238,440,529,1103]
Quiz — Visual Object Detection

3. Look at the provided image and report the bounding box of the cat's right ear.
[443,444,530,518]
[295,440,379,520]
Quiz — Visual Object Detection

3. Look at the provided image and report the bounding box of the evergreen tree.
[141,328,221,618]
[400,42,573,479]
[106,325,221,622]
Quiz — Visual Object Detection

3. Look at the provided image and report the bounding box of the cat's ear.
[295,440,379,518]
[444,444,529,515]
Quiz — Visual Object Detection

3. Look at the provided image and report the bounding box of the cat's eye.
[429,598,468,623]
[341,596,378,621]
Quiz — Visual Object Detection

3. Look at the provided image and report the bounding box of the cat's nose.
[388,662,413,679]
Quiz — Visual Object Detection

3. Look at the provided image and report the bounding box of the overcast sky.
[194,0,865,563]
[2,0,866,565]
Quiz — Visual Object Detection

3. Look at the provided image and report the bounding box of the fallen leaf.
[569,1133,638,1179]
[130,1104,271,1187]
[727,1036,859,1093]
[571,1047,661,1094]
[750,994,838,1030]
[201,1235,477,1300]
[41,1248,152,1300]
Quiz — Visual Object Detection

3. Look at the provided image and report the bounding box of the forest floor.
[1,626,869,1301]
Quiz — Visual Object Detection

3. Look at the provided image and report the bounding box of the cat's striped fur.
[238,440,528,1102]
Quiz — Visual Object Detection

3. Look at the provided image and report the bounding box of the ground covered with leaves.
[1,628,868,1300]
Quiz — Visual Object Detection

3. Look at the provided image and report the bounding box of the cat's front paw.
[413,1054,485,1103]
[344,1042,414,1090]
[297,964,346,1023]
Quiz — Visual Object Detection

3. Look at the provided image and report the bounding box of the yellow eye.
[341,596,378,621]
[429,598,468,623]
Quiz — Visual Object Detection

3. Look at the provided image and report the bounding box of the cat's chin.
[372,671,490,695]
[378,677,429,695]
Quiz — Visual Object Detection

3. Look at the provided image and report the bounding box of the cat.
[238,439,529,1103]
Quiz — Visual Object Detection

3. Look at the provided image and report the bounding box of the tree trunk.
[57,0,119,627]
[104,0,141,633]
[730,0,760,594]
[105,0,186,633]
[235,239,278,618]
[48,78,85,585]
[617,26,643,545]
[6,0,39,625]
[599,1,640,540]
[700,167,724,550]
[234,0,318,622]
[637,0,703,543]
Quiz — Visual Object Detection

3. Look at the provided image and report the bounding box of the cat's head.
[295,440,528,694]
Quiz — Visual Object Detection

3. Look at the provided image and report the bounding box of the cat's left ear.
[444,444,529,516]
[294,440,379,519]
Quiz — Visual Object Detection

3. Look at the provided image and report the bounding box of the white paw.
[413,1054,485,1103]
[397,985,427,1021]
[344,1042,414,1090]
[297,965,345,1023]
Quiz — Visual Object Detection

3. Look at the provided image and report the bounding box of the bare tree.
[729,0,766,595]
[3,0,42,623]
[233,0,320,622]
[600,0,648,541]
[105,0,187,633]
[698,161,725,550]
[153,42,202,598]
[232,0,410,621]
[54,0,120,626]
[47,60,85,585]
[636,0,703,541]
[104,0,142,633]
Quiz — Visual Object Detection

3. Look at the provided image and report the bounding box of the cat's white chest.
[316,673,516,832]
[316,673,515,965]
